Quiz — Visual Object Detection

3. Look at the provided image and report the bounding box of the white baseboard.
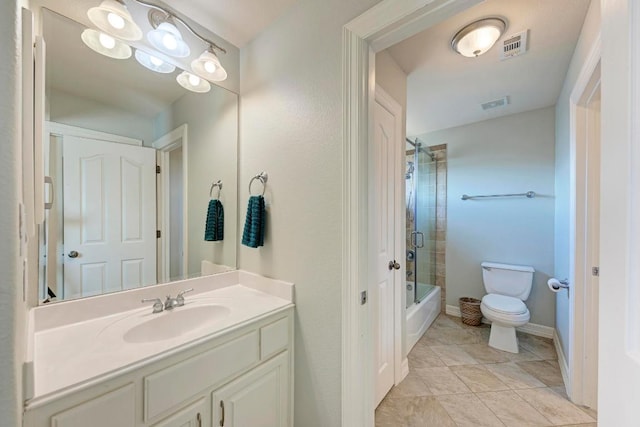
[399,358,409,383]
[445,304,555,339]
[554,329,570,393]
[445,304,462,317]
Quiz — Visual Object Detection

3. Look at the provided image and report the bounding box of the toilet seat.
[481,294,530,326]
[481,294,527,315]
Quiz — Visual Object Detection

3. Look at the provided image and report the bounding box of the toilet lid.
[482,294,528,315]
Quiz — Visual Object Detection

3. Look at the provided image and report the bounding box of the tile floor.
[375,315,597,427]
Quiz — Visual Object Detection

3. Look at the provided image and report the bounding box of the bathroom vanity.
[24,271,294,427]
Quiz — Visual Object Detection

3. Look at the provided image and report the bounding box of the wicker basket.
[459,297,482,326]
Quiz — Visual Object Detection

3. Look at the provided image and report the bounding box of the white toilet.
[480,262,535,353]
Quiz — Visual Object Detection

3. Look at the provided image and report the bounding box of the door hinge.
[592,267,599,277]
[360,291,367,305]
[156,165,161,174]
[156,230,161,238]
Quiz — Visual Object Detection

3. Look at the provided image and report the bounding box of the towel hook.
[249,172,268,196]
[209,180,222,199]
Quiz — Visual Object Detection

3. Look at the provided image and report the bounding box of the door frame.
[153,124,189,282]
[372,85,406,404]
[568,37,601,407]
[341,0,483,424]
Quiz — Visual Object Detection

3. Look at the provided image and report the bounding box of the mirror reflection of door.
[62,135,156,300]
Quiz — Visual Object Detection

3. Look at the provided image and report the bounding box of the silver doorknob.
[388,260,400,270]
[68,250,79,258]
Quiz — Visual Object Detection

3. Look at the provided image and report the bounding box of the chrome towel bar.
[461,191,536,201]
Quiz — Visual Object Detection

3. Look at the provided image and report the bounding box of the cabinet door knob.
[219,400,225,426]
[68,250,79,258]
[388,260,400,270]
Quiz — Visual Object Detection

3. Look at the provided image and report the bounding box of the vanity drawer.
[51,383,135,427]
[260,317,289,360]
[144,331,259,421]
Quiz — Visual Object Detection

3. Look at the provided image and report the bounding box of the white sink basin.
[123,305,231,344]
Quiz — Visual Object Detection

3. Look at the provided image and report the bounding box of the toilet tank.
[481,262,535,300]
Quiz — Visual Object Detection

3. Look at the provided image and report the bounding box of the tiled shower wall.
[431,144,447,313]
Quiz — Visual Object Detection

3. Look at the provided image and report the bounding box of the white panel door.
[372,89,399,407]
[63,136,156,299]
[212,351,289,427]
[599,1,640,424]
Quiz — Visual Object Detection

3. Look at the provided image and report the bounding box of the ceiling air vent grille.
[500,30,528,60]
[481,96,510,111]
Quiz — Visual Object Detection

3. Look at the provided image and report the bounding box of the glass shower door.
[405,144,437,307]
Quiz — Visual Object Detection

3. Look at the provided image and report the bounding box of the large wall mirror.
[38,8,238,304]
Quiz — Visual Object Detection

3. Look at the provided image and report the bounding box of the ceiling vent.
[500,30,528,60]
[481,96,510,111]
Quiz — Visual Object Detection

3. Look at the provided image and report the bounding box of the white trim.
[34,36,46,226]
[342,2,482,424]
[46,122,142,146]
[153,124,189,282]
[568,36,601,406]
[518,323,555,340]
[22,8,35,240]
[554,329,571,393]
[400,358,409,382]
[630,0,640,361]
[445,303,460,317]
[445,304,555,339]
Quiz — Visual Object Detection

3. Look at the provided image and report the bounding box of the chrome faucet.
[164,288,194,310]
[141,298,164,314]
[176,288,194,306]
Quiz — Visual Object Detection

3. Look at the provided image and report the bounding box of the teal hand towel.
[204,199,224,241]
[242,195,265,248]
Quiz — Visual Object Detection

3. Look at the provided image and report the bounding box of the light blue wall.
[417,107,557,327]
[554,0,600,362]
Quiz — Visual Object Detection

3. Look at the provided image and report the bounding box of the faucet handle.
[141,298,164,314]
[176,288,194,306]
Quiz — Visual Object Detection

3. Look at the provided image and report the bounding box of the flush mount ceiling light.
[135,49,176,73]
[191,48,228,82]
[177,71,211,93]
[81,28,132,59]
[451,17,506,58]
[87,0,142,41]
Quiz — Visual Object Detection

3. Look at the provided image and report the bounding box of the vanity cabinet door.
[151,397,208,427]
[212,351,289,427]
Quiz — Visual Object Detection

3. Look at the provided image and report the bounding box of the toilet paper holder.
[548,278,570,298]
[548,278,570,290]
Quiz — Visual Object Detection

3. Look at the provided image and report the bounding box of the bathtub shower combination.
[405,138,441,351]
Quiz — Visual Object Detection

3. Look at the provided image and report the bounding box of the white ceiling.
[386,0,591,136]
[168,0,298,48]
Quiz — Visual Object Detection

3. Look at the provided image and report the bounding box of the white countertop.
[27,271,294,407]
